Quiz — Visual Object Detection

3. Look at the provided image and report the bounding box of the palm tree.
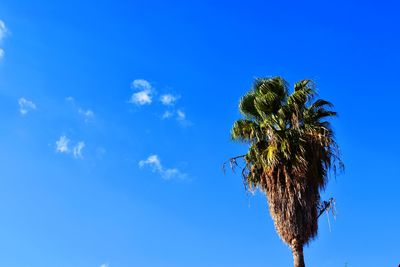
[228,77,343,267]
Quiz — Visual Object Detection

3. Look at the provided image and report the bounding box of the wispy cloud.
[18,97,37,115]
[0,20,6,41]
[160,94,179,106]
[130,90,152,105]
[78,108,94,122]
[66,97,95,122]
[0,20,8,59]
[162,108,191,127]
[132,79,151,90]
[73,141,85,158]
[176,109,192,127]
[159,90,189,126]
[55,135,85,159]
[56,136,70,153]
[100,264,108,267]
[129,79,192,126]
[176,109,186,121]
[139,154,187,180]
[162,110,174,119]
[129,79,153,105]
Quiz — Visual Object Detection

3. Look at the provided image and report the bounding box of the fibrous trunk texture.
[292,240,305,267]
[263,167,319,266]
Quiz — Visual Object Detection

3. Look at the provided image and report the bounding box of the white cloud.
[162,110,174,119]
[163,168,183,179]
[130,90,152,105]
[161,109,191,127]
[78,108,94,122]
[139,155,162,171]
[100,264,108,267]
[176,109,186,120]
[56,136,70,153]
[160,94,179,106]
[128,80,192,126]
[0,20,6,42]
[0,20,7,59]
[66,97,95,122]
[176,109,192,127]
[129,79,153,105]
[139,154,187,180]
[55,136,85,159]
[18,97,37,115]
[73,141,85,158]
[131,79,152,91]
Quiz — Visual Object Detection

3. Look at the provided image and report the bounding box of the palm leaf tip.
[238,91,258,118]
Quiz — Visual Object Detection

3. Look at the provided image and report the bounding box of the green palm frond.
[239,91,259,119]
[309,99,333,110]
[230,76,342,194]
[231,119,262,142]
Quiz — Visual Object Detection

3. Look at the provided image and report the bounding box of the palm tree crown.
[230,77,343,267]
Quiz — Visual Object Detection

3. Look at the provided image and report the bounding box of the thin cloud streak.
[0,20,7,41]
[0,20,7,59]
[162,109,192,127]
[73,141,85,158]
[18,98,37,115]
[162,110,174,119]
[176,109,186,120]
[66,97,95,122]
[139,154,187,180]
[78,108,95,122]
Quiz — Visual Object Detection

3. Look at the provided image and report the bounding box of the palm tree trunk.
[291,240,305,267]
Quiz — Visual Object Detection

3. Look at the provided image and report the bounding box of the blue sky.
[0,1,399,266]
